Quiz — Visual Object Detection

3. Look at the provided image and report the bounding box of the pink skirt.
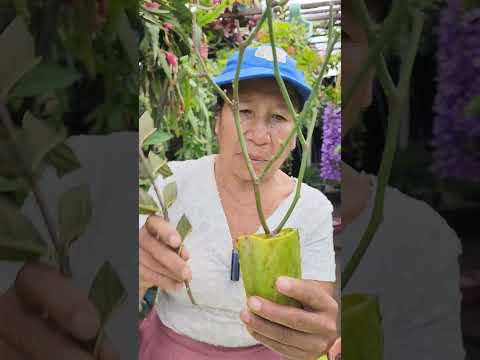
[139,309,283,360]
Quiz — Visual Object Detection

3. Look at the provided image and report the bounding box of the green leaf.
[139,188,159,215]
[139,111,156,146]
[0,16,41,99]
[163,182,177,209]
[143,130,173,147]
[10,62,82,97]
[176,214,192,240]
[342,293,383,360]
[0,196,48,261]
[21,112,67,172]
[47,143,82,177]
[116,9,138,67]
[147,152,166,175]
[197,0,230,26]
[58,184,92,247]
[88,261,127,354]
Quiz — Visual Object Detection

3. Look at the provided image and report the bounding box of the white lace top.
[139,154,335,347]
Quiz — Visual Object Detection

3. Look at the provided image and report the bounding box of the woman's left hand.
[240,277,338,360]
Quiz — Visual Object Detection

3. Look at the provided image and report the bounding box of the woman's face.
[342,0,375,138]
[215,78,297,181]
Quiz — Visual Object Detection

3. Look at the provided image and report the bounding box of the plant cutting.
[193,0,339,308]
[0,15,131,358]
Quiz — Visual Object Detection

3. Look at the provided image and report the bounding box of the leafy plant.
[0,3,137,355]
[138,110,196,306]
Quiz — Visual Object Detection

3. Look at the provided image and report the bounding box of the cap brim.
[214,67,311,105]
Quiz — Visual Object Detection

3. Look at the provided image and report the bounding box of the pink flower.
[165,51,178,68]
[163,22,173,32]
[212,0,221,5]
[145,1,159,10]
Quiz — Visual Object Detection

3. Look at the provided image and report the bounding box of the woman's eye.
[272,114,287,122]
[240,109,253,118]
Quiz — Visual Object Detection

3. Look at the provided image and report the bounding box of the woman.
[138,45,339,359]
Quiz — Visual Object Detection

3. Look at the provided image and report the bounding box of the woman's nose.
[246,120,270,145]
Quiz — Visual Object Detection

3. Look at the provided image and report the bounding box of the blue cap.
[214,45,311,106]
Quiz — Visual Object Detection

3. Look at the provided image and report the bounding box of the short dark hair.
[214,80,303,115]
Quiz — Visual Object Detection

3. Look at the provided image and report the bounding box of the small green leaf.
[22,112,67,172]
[88,261,127,355]
[0,196,48,261]
[139,111,156,146]
[147,152,167,176]
[159,163,173,178]
[47,143,82,177]
[58,184,92,247]
[197,0,230,26]
[0,16,41,98]
[139,188,159,215]
[143,130,173,147]
[163,182,177,209]
[342,293,383,360]
[176,214,192,241]
[10,62,82,97]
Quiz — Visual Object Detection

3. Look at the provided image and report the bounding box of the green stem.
[352,0,399,103]
[269,6,338,233]
[231,47,271,234]
[274,108,318,234]
[342,10,424,289]
[138,147,168,221]
[266,0,305,147]
[0,103,67,273]
[343,0,407,110]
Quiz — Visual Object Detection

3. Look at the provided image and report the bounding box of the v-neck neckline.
[206,154,297,243]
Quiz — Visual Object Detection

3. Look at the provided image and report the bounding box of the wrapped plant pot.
[237,228,302,308]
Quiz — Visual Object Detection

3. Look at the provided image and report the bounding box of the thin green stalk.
[271,9,338,233]
[139,147,168,221]
[352,0,399,103]
[266,0,305,147]
[0,103,67,273]
[231,45,271,234]
[258,126,297,181]
[343,0,408,110]
[342,11,425,289]
[274,108,318,234]
[139,146,196,305]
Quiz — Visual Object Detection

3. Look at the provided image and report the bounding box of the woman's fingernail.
[241,309,251,323]
[277,277,291,293]
[71,309,100,340]
[248,297,262,312]
[182,267,192,280]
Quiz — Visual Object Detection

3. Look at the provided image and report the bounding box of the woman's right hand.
[139,215,192,301]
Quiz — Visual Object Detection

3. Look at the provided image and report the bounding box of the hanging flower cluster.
[432,0,480,181]
[320,103,341,182]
